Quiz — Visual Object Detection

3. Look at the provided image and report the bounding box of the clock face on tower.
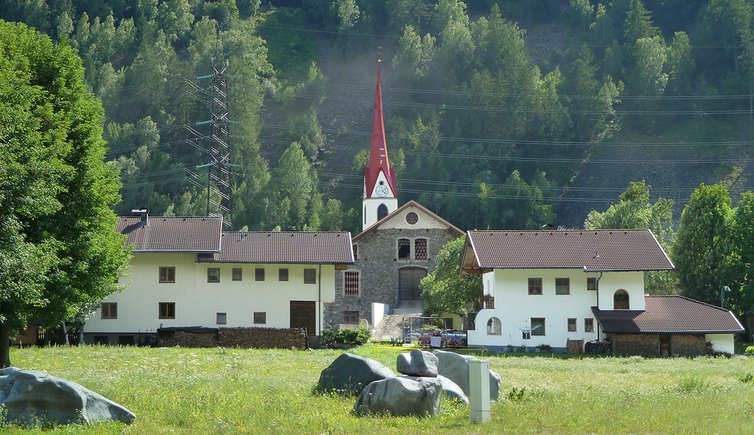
[374,184,390,197]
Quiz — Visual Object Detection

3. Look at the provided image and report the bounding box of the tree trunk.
[0,322,11,368]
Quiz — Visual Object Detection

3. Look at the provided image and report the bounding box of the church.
[323,63,464,330]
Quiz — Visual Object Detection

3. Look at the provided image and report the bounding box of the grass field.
[3,344,754,433]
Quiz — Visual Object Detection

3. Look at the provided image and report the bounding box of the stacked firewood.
[218,327,307,349]
[159,331,219,347]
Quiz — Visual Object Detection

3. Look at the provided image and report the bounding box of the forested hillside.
[1,0,752,233]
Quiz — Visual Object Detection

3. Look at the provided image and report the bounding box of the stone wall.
[325,227,459,328]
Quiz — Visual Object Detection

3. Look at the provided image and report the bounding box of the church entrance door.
[399,267,426,300]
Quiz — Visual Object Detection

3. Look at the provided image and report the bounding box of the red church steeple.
[363,61,398,199]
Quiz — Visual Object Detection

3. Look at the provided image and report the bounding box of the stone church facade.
[324,201,463,328]
[322,62,463,329]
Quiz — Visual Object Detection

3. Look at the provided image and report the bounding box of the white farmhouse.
[461,229,744,356]
[83,213,353,345]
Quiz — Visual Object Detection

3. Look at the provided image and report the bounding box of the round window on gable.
[406,212,418,225]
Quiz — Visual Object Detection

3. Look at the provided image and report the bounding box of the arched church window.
[487,317,502,335]
[614,290,629,310]
[398,238,411,259]
[377,204,388,220]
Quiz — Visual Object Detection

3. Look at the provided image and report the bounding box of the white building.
[461,229,744,356]
[83,213,353,345]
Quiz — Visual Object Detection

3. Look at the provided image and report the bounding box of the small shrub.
[537,344,552,352]
[507,387,526,401]
[745,346,754,356]
[740,372,754,384]
[320,327,371,348]
[506,345,515,353]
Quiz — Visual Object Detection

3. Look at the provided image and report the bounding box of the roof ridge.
[222,231,350,234]
[667,294,731,312]
[468,229,650,233]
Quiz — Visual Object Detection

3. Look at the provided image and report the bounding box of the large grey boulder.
[396,350,438,377]
[436,375,469,404]
[0,367,135,426]
[401,375,468,405]
[432,350,500,400]
[353,377,442,417]
[318,353,395,395]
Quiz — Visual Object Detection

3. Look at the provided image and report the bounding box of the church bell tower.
[362,61,398,230]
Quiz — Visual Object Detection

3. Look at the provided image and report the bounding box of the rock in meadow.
[0,367,135,426]
[436,375,469,404]
[317,353,395,395]
[432,349,500,400]
[353,376,442,417]
[396,349,438,377]
[400,374,468,405]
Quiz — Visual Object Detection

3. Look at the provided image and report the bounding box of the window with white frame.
[159,302,175,319]
[531,317,546,336]
[159,267,175,283]
[207,267,220,283]
[567,318,577,332]
[528,278,543,295]
[555,278,570,295]
[487,317,502,335]
[101,302,117,319]
[587,277,598,291]
[304,268,316,284]
[585,318,594,332]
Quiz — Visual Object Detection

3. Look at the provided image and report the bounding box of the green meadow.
[3,344,754,433]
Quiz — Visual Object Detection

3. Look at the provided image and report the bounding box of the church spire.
[362,60,398,230]
[364,61,397,200]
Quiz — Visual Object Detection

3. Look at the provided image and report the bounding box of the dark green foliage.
[421,236,482,321]
[0,0,752,239]
[673,184,733,305]
[320,328,371,347]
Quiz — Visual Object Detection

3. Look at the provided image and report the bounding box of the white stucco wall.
[378,205,451,231]
[706,333,735,354]
[84,253,336,335]
[469,269,645,349]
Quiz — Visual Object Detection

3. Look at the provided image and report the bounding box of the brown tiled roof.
[354,200,464,241]
[205,232,354,264]
[594,296,745,334]
[463,229,673,273]
[117,216,222,252]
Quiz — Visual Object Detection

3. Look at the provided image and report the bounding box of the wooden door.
[290,301,316,336]
[399,267,427,300]
[659,334,671,357]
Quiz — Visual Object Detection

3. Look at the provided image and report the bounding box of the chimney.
[131,209,149,227]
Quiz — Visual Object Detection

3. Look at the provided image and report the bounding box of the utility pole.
[195,59,236,227]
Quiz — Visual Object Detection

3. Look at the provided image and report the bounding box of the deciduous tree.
[673,183,733,305]
[421,237,481,325]
[0,21,130,367]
